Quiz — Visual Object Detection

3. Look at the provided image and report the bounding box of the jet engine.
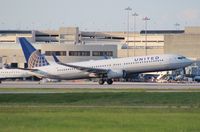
[107,70,126,79]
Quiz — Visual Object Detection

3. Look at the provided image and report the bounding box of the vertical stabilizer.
[19,37,49,68]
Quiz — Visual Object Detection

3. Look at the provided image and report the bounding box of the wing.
[12,67,59,79]
[57,62,108,74]
[52,53,109,74]
[30,69,60,79]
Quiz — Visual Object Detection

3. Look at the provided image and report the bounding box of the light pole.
[1,22,5,30]
[143,17,150,56]
[125,7,132,57]
[174,23,180,30]
[132,12,138,56]
[2,56,8,68]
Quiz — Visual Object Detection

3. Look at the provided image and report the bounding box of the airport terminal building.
[0,26,200,71]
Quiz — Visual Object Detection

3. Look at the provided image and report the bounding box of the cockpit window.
[178,56,186,59]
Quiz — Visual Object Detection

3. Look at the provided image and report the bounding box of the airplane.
[19,37,193,85]
[0,67,32,83]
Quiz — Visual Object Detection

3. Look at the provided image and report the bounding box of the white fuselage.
[34,54,193,80]
[0,68,32,79]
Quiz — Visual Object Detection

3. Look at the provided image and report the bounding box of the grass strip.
[0,92,200,107]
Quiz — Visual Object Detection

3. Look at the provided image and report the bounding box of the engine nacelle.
[107,70,125,79]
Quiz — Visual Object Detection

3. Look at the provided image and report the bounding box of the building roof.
[0,30,32,34]
[140,30,184,34]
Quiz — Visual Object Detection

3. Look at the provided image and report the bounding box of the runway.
[1,81,200,89]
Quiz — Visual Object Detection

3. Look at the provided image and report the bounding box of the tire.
[98,79,105,85]
[107,79,113,85]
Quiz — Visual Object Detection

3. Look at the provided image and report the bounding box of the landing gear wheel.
[107,79,113,85]
[98,79,105,85]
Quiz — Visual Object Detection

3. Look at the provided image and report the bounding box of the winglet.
[52,53,60,63]
[104,55,109,59]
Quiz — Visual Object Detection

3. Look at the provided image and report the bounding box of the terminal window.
[92,51,113,56]
[69,51,90,56]
[45,51,66,56]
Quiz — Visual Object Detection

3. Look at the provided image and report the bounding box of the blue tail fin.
[19,37,36,62]
[19,37,49,68]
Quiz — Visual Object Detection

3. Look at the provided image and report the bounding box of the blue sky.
[0,0,200,31]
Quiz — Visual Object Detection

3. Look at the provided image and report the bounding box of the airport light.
[125,7,132,57]
[132,12,139,56]
[143,17,150,56]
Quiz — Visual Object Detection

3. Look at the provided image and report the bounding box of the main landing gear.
[98,79,113,85]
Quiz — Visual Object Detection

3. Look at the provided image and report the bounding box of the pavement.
[0,81,200,89]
